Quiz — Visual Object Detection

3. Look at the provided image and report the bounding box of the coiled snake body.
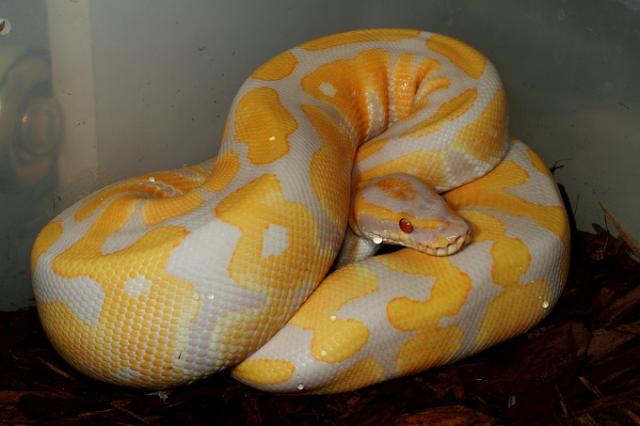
[31,29,570,393]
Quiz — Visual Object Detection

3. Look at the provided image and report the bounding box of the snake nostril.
[399,218,414,234]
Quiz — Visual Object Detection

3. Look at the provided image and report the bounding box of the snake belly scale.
[31,29,570,393]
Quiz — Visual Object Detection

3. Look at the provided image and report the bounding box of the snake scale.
[31,29,570,394]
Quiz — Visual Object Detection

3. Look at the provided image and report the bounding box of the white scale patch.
[262,224,289,259]
[319,82,336,97]
[165,218,271,373]
[35,273,105,325]
[124,275,152,297]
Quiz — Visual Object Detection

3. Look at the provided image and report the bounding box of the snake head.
[351,174,471,256]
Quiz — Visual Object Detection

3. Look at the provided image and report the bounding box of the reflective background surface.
[1,0,638,309]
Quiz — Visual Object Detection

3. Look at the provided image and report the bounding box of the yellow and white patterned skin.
[31,29,570,393]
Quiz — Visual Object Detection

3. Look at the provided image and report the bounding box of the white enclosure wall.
[0,0,638,309]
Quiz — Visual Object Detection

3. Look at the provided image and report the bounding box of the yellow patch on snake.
[477,277,553,349]
[252,52,298,81]
[139,171,203,193]
[356,89,480,188]
[377,251,469,374]
[74,176,191,223]
[426,34,486,79]
[375,176,419,201]
[31,220,63,272]
[74,184,142,222]
[356,138,389,163]
[454,88,507,164]
[391,54,440,120]
[317,357,385,394]
[421,76,451,97]
[465,211,532,287]
[526,146,555,177]
[303,104,354,228]
[289,264,378,363]
[463,210,554,348]
[204,151,240,192]
[302,49,390,140]
[42,195,197,386]
[446,160,569,242]
[233,359,296,385]
[357,149,448,190]
[234,87,296,165]
[401,88,477,138]
[215,174,325,292]
[143,192,205,226]
[396,324,464,375]
[301,28,421,51]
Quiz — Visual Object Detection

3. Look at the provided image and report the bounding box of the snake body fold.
[31,29,570,393]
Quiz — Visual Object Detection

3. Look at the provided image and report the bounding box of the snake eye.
[399,218,414,234]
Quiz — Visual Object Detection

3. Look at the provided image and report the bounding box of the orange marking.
[463,210,556,350]
[317,356,385,394]
[204,151,240,192]
[357,149,448,190]
[445,159,569,242]
[426,34,486,79]
[42,190,197,386]
[288,263,378,363]
[392,55,441,119]
[439,143,570,352]
[139,171,204,193]
[252,52,298,81]
[401,88,478,138]
[31,220,63,272]
[142,192,204,226]
[216,174,326,292]
[302,49,390,140]
[375,176,418,201]
[477,277,553,350]
[232,359,296,385]
[392,53,417,119]
[421,76,451,97]
[464,211,532,287]
[356,138,389,162]
[303,104,355,229]
[453,88,507,164]
[234,87,296,165]
[376,251,469,375]
[301,29,421,51]
[75,180,175,222]
[395,324,463,375]
[526,145,554,176]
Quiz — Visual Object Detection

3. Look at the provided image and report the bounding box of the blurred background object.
[0,48,62,191]
[0,1,61,310]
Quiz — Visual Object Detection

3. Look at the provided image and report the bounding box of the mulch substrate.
[2,193,639,425]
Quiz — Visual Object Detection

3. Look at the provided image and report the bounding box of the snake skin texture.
[31,29,570,393]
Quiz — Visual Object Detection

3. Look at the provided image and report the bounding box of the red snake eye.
[399,218,414,234]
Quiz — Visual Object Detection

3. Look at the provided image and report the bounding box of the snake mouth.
[423,231,471,256]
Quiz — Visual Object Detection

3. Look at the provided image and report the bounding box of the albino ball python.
[31,29,570,394]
